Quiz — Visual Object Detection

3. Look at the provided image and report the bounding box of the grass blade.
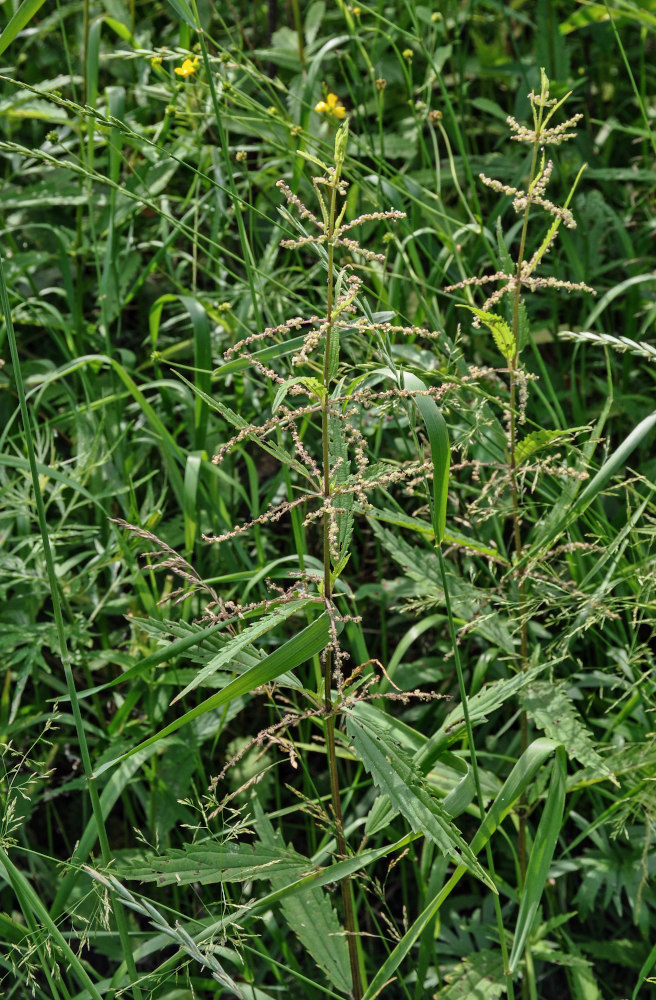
[93,612,332,776]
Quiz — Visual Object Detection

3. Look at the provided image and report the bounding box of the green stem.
[320,163,364,1000]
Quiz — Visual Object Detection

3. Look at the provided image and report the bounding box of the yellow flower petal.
[314,100,329,113]
[174,57,198,78]
[327,93,339,108]
[333,105,346,119]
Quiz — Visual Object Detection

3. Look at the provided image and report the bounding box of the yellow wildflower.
[174,57,199,78]
[314,92,346,120]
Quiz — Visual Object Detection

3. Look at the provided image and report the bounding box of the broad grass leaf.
[165,0,196,27]
[399,370,450,543]
[215,334,308,376]
[0,0,48,57]
[509,746,567,972]
[495,216,514,274]
[171,598,312,703]
[345,708,493,889]
[93,613,332,777]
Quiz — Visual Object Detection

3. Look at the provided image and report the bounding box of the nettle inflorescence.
[202,123,451,686]
[446,70,594,334]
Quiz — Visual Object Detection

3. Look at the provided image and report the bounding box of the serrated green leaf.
[516,428,567,466]
[520,681,614,780]
[254,801,352,995]
[439,949,506,999]
[416,661,546,771]
[361,738,562,1000]
[365,504,508,562]
[462,305,516,360]
[122,842,311,886]
[345,709,493,889]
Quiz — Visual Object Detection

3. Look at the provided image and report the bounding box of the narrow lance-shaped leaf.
[361,738,562,1000]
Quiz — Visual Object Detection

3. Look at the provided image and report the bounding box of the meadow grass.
[1,2,656,999]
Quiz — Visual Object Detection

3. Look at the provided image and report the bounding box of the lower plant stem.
[325,655,363,999]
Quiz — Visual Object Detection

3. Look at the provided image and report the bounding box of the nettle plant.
[105,72,619,998]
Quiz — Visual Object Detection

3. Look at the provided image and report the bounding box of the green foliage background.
[1,1,656,999]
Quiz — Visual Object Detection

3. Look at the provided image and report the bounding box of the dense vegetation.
[1,2,656,998]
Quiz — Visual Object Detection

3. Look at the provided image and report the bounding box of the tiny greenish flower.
[402,48,414,60]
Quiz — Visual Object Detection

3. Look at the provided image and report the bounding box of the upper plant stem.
[321,169,364,1000]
